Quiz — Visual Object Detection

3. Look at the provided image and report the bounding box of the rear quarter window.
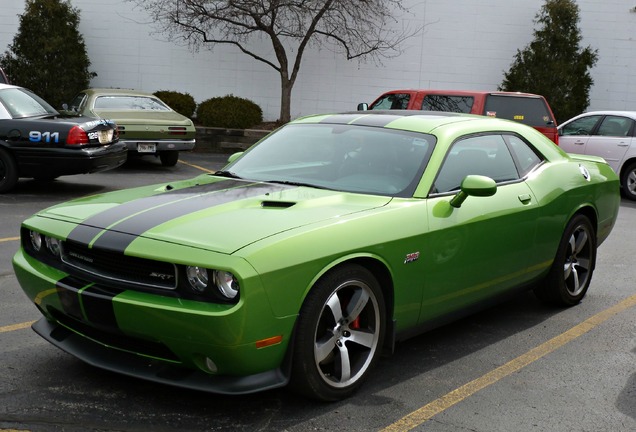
[484,95,554,127]
[421,95,474,113]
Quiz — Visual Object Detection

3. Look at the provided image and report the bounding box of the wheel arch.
[619,157,636,190]
[300,255,396,353]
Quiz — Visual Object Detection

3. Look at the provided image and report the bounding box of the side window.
[506,135,543,177]
[433,134,519,194]
[421,95,474,113]
[596,115,633,137]
[560,115,602,136]
[370,93,410,110]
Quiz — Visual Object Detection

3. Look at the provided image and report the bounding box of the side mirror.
[357,103,368,111]
[227,152,243,164]
[449,175,497,208]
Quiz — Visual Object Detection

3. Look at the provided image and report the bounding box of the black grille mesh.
[62,240,177,290]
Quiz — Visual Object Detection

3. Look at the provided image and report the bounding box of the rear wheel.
[620,162,636,200]
[290,264,386,401]
[0,148,18,193]
[159,151,179,167]
[534,214,596,306]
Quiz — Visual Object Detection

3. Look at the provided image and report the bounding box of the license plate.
[98,130,114,144]
[137,143,156,153]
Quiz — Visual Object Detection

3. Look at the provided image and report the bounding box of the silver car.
[558,111,636,200]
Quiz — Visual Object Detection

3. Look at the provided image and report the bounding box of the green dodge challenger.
[13,111,620,401]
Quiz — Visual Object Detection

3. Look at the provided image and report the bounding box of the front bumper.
[33,318,290,395]
[13,248,296,394]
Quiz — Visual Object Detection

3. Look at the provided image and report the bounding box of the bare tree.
[128,0,421,123]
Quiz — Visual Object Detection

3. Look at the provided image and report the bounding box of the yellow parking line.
[0,321,35,334]
[0,236,19,243]
[178,159,215,173]
[382,293,636,432]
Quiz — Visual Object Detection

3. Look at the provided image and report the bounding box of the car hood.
[90,109,193,126]
[39,176,392,254]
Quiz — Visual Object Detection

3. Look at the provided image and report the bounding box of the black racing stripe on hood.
[84,181,292,253]
[68,179,249,245]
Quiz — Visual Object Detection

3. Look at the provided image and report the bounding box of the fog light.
[213,270,239,300]
[186,266,209,292]
[29,231,42,252]
[204,357,218,373]
[45,237,62,257]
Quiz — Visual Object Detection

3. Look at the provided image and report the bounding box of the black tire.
[0,148,18,193]
[289,264,386,401]
[620,162,636,200]
[534,214,596,306]
[159,151,179,167]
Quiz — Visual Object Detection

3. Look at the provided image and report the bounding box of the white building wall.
[1,0,635,121]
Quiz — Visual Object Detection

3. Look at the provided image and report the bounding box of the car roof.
[376,89,545,98]
[292,110,528,135]
[579,110,636,118]
[0,83,22,91]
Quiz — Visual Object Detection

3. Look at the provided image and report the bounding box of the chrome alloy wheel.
[313,280,381,389]
[563,223,593,297]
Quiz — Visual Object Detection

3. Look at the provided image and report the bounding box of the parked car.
[358,89,559,144]
[558,111,636,200]
[62,88,196,167]
[0,83,126,193]
[14,111,619,401]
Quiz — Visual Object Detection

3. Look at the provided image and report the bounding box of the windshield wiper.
[267,180,330,190]
[214,170,242,179]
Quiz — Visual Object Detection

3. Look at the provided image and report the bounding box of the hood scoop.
[261,200,296,209]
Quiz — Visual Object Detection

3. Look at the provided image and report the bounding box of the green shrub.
[153,90,196,118]
[196,94,263,129]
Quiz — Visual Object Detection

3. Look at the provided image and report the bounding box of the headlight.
[29,231,42,252]
[213,270,240,300]
[45,237,62,258]
[186,266,209,293]
[184,266,240,301]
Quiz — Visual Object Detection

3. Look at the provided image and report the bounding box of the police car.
[0,83,126,193]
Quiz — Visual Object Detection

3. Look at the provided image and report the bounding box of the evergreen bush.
[196,95,263,129]
[0,0,96,108]
[153,90,196,118]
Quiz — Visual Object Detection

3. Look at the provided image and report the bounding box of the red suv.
[358,89,558,144]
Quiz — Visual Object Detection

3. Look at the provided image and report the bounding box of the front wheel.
[534,214,596,306]
[290,264,386,401]
[620,162,636,200]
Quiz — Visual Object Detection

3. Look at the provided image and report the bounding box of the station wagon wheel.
[535,214,596,306]
[0,148,18,193]
[159,150,179,167]
[290,264,386,401]
[620,162,636,200]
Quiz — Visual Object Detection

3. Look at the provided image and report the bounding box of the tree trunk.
[279,75,293,123]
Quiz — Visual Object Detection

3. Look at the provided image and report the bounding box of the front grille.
[62,240,177,290]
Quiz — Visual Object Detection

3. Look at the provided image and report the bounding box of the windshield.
[0,87,58,118]
[223,123,435,197]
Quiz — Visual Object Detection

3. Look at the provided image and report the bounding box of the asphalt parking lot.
[1,151,635,432]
